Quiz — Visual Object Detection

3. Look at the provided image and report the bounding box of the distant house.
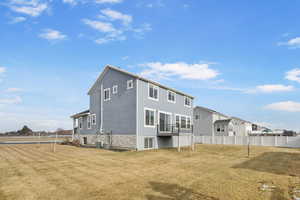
[193,106,254,136]
[71,65,194,150]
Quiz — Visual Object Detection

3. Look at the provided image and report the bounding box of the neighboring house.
[71,65,194,150]
[193,106,254,136]
[193,106,229,136]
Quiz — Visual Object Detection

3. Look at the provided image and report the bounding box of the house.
[71,65,194,150]
[193,106,254,136]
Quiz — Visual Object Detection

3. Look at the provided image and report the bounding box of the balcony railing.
[157,124,193,136]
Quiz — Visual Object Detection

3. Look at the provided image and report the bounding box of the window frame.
[103,88,111,101]
[167,90,176,103]
[158,110,172,132]
[87,115,92,129]
[175,114,192,130]
[91,114,96,126]
[79,117,83,129]
[144,137,155,149]
[112,85,118,94]
[184,96,192,108]
[144,107,156,128]
[127,80,133,89]
[148,83,159,101]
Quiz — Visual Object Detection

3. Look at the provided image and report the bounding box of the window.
[159,111,172,132]
[217,125,221,132]
[145,108,155,127]
[167,91,176,103]
[79,117,83,129]
[144,137,154,149]
[104,88,110,101]
[87,115,91,129]
[221,125,225,132]
[91,114,96,125]
[176,115,180,128]
[127,80,133,89]
[184,96,192,107]
[181,116,187,129]
[187,117,191,129]
[112,85,118,94]
[195,115,200,120]
[148,84,159,100]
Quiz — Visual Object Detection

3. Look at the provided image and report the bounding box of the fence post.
[286,136,289,144]
[261,136,263,146]
[275,136,277,146]
[202,136,204,144]
[234,136,236,145]
[222,136,225,145]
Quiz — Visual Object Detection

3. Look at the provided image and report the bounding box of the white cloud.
[5,88,23,93]
[39,29,67,41]
[247,84,294,93]
[121,56,129,60]
[278,37,300,48]
[139,62,219,80]
[82,19,117,33]
[8,0,48,17]
[286,68,300,83]
[0,67,6,74]
[10,16,26,23]
[0,96,22,105]
[95,0,123,3]
[62,0,77,5]
[265,101,300,112]
[100,8,132,26]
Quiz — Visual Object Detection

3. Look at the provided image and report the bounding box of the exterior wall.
[231,119,250,136]
[75,134,136,149]
[136,79,193,150]
[214,121,233,136]
[193,108,213,136]
[101,69,137,135]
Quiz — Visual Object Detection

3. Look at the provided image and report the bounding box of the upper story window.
[148,83,159,101]
[87,115,91,129]
[184,96,192,107]
[195,115,200,120]
[127,80,133,89]
[167,91,176,103]
[112,85,118,94]
[104,88,110,101]
[91,114,96,125]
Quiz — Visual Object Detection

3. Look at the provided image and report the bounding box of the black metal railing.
[157,124,193,136]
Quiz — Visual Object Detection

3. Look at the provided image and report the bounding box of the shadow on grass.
[146,182,219,200]
[233,152,300,177]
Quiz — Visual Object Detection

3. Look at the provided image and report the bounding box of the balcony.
[157,124,193,137]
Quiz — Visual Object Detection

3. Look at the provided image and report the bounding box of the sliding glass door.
[159,112,172,132]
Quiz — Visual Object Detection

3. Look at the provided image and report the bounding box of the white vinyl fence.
[195,136,300,148]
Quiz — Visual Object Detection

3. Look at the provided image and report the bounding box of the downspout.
[136,79,139,151]
[100,84,103,133]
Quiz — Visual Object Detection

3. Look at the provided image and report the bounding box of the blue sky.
[1,0,300,132]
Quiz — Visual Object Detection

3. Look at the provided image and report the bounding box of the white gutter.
[136,79,139,150]
[100,84,103,133]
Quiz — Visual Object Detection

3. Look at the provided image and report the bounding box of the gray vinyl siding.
[137,79,193,149]
[101,69,137,135]
[193,108,213,136]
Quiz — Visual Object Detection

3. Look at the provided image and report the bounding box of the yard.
[0,144,299,200]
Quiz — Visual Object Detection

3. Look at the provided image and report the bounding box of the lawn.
[0,144,299,200]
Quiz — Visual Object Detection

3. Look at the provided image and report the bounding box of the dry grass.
[0,144,299,200]
[0,137,68,142]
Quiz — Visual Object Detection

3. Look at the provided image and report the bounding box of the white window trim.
[148,83,159,101]
[184,96,192,108]
[104,88,111,101]
[112,85,118,94]
[127,80,133,89]
[175,114,192,130]
[158,110,172,132]
[144,137,155,150]
[167,90,176,103]
[144,107,156,128]
[87,115,92,129]
[91,114,96,125]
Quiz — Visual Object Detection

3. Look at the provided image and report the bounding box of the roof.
[70,110,90,118]
[214,119,232,124]
[194,106,229,118]
[231,116,252,124]
[88,65,194,99]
